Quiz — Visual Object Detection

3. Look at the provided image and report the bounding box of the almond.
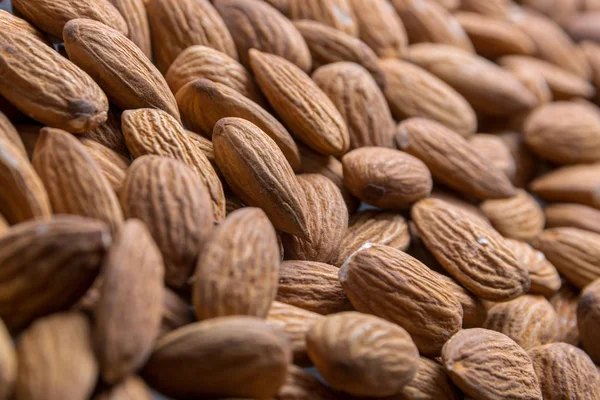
[145,0,238,73]
[109,0,152,58]
[0,110,27,159]
[481,189,544,241]
[275,365,339,400]
[286,0,358,36]
[506,239,561,296]
[120,156,213,288]
[215,0,312,72]
[429,189,491,225]
[0,10,51,45]
[63,18,180,122]
[249,50,350,156]
[436,273,488,328]
[0,215,7,235]
[121,108,225,221]
[342,146,433,208]
[460,0,510,17]
[82,108,129,158]
[312,62,395,149]
[184,130,216,169]
[398,357,461,400]
[497,131,537,188]
[469,133,516,180]
[193,207,279,320]
[412,198,530,301]
[212,117,309,237]
[530,163,600,208]
[518,0,579,24]
[32,127,124,232]
[578,278,600,363]
[505,63,553,105]
[441,328,543,400]
[143,316,291,399]
[581,41,600,95]
[550,283,580,346]
[532,227,600,288]
[565,12,600,43]
[545,203,600,234]
[0,319,15,400]
[93,375,153,400]
[79,137,130,192]
[396,118,516,200]
[160,288,194,338]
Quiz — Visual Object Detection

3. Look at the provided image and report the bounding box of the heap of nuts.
[0,0,600,398]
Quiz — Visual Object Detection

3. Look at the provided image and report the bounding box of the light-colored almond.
[530,163,600,208]
[286,0,358,36]
[109,0,152,58]
[506,239,561,296]
[545,203,600,234]
[518,0,580,24]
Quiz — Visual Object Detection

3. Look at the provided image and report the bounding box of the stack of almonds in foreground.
[1,0,600,398]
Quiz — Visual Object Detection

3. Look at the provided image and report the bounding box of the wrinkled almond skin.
[550,283,581,346]
[545,203,600,234]
[93,375,153,400]
[342,147,432,209]
[529,342,600,400]
[143,317,291,399]
[121,108,225,221]
[15,313,98,400]
[396,118,516,200]
[275,365,339,400]
[145,0,238,73]
[469,133,516,180]
[0,110,27,159]
[312,62,395,149]
[95,220,165,384]
[82,108,129,158]
[109,0,152,58]
[215,0,312,72]
[532,228,600,289]
[63,19,180,122]
[213,117,309,238]
[436,273,488,329]
[0,10,51,45]
[184,130,217,171]
[286,0,358,36]
[249,50,350,156]
[506,239,561,296]
[0,26,108,133]
[380,59,477,137]
[0,319,15,400]
[339,244,463,356]
[306,311,419,397]
[412,198,530,301]
[276,260,353,315]
[121,156,213,288]
[176,78,301,171]
[32,128,124,232]
[481,189,545,242]
[193,207,279,320]
[79,137,130,192]
[530,163,600,208]
[397,357,461,400]
[578,279,600,364]
[442,328,543,400]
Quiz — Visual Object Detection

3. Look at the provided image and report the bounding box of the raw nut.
[545,203,600,234]
[581,41,600,92]
[524,101,600,164]
[0,24,108,132]
[497,131,537,188]
[175,78,301,171]
[294,20,385,88]
[249,50,350,157]
[530,163,600,208]
[79,137,130,192]
[339,244,463,356]
[0,110,27,159]
[11,0,128,38]
[380,59,477,138]
[312,62,395,149]
[212,117,309,238]
[532,227,600,289]
[120,156,213,288]
[578,278,600,363]
[0,10,51,45]
[32,127,124,232]
[286,0,358,36]
[342,147,433,209]
[469,134,516,180]
[95,219,165,384]
[396,118,516,200]
[109,0,152,58]
[441,328,543,400]
[528,342,600,400]
[459,0,510,17]
[398,357,461,400]
[517,0,579,24]
[281,174,347,262]
[165,45,265,105]
[505,64,553,105]
[481,189,545,242]
[143,316,291,399]
[412,198,530,301]
[429,189,491,226]
[391,0,474,53]
[550,283,581,346]
[435,273,488,328]
[505,239,561,296]
[160,288,194,338]
[0,137,51,224]
[15,313,98,400]
[348,0,407,58]
[93,375,153,400]
[405,44,538,115]
[145,0,238,73]
[327,210,411,267]
[82,108,129,158]
[266,301,324,366]
[275,365,339,400]
[63,18,180,122]
[276,260,353,315]
[193,207,279,320]
[454,11,535,58]
[184,130,216,169]
[215,0,312,72]
[121,108,225,221]
[565,12,600,43]
[0,319,15,400]
[306,311,419,397]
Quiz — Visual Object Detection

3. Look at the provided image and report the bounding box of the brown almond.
[275,365,339,400]
[93,375,153,400]
[441,328,543,400]
[306,311,419,397]
[160,288,194,338]
[380,59,477,137]
[460,0,510,17]
[143,316,291,399]
[436,273,488,328]
[578,278,600,363]
[213,117,309,238]
[0,215,7,235]
[32,127,124,232]
[249,50,350,156]
[581,41,600,97]
[286,0,358,36]
[0,319,15,400]
[565,12,600,43]
[530,163,600,208]
[396,118,517,200]
[183,129,217,170]
[517,0,579,24]
[545,203,600,234]
[429,189,491,226]
[82,108,129,158]
[506,239,561,296]
[121,108,225,221]
[0,110,27,159]
[0,10,50,45]
[469,134,516,180]
[108,0,152,58]
[342,147,433,208]
[145,0,238,73]
[497,131,537,188]
[550,283,580,345]
[398,357,461,400]
[412,198,530,301]
[79,137,130,192]
[505,64,553,105]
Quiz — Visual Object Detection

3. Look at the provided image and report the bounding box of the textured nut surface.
[506,239,561,296]
[578,278,600,364]
[550,283,580,346]
[398,357,461,400]
[0,110,27,159]
[286,0,358,36]
[545,203,600,234]
[79,137,130,192]
[109,0,152,58]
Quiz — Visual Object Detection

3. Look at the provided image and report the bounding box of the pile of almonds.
[0,0,600,398]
